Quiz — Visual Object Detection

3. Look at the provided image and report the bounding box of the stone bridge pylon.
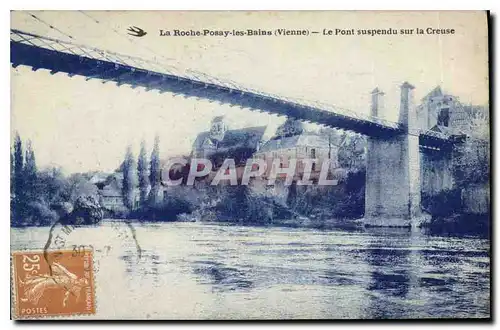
[364,82,431,227]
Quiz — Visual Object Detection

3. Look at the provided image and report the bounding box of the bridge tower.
[364,82,427,227]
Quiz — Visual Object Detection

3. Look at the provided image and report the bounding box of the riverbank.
[12,207,490,238]
[178,212,490,237]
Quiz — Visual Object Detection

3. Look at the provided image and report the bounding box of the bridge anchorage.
[10,29,465,228]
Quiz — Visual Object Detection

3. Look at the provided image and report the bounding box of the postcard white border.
[2,1,497,329]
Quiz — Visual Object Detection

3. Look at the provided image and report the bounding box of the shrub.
[61,195,104,226]
[26,199,58,226]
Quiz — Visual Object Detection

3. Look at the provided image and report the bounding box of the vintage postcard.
[10,11,490,320]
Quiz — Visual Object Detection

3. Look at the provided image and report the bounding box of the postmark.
[45,220,142,272]
[11,249,96,319]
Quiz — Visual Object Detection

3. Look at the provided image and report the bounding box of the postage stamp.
[11,249,96,319]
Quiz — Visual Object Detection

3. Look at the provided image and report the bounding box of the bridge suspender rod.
[77,11,180,69]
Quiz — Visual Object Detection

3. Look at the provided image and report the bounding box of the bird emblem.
[18,262,89,307]
[127,26,147,37]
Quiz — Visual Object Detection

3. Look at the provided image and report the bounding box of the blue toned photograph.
[10,11,490,320]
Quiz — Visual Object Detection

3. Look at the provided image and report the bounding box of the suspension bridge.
[10,25,466,227]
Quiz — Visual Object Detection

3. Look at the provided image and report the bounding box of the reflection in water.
[364,228,414,319]
[11,221,490,319]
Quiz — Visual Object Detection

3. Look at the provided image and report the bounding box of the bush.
[61,195,104,226]
[214,185,251,222]
[202,185,284,225]
[287,170,366,220]
[452,139,489,187]
[132,194,193,221]
[25,199,58,226]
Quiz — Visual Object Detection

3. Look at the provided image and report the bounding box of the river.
[11,220,490,319]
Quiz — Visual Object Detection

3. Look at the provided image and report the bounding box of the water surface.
[11,221,490,319]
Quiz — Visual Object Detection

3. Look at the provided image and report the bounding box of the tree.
[64,173,99,203]
[13,132,24,199]
[12,132,25,224]
[122,145,137,210]
[24,140,38,200]
[467,106,489,140]
[452,104,489,189]
[274,118,304,139]
[24,140,37,175]
[216,185,251,222]
[319,127,343,159]
[137,140,150,206]
[318,128,367,171]
[452,138,489,188]
[148,135,161,206]
[10,148,14,197]
[37,167,68,204]
[10,147,15,223]
[338,132,367,171]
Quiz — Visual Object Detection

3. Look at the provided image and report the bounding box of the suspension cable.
[78,11,179,66]
[25,12,74,40]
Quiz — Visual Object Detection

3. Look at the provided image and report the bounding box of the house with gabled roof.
[253,119,340,181]
[93,172,139,213]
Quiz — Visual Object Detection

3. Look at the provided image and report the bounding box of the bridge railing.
[13,28,464,147]
[11,29,403,131]
[11,29,192,79]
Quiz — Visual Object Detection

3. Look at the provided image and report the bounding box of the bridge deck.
[10,29,456,148]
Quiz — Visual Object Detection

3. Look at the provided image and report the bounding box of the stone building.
[191,116,266,168]
[253,119,340,181]
[417,86,486,197]
[416,86,469,133]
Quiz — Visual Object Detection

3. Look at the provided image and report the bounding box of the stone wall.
[420,150,454,196]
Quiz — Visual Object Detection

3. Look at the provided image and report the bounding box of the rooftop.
[258,133,331,153]
[193,126,267,151]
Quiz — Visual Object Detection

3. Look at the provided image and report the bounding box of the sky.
[10,11,489,174]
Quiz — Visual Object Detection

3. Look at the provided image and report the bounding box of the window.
[438,108,450,127]
[311,148,316,158]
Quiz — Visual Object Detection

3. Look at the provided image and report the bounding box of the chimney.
[370,87,385,117]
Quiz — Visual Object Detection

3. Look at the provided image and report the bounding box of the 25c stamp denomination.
[11,249,96,319]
